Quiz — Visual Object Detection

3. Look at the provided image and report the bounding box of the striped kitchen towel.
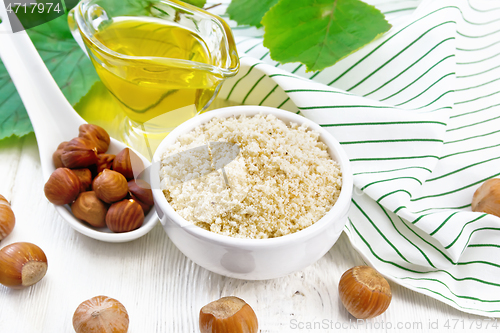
[212,0,500,317]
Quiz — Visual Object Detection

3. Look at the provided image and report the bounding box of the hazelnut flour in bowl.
[159,113,342,239]
[152,106,352,279]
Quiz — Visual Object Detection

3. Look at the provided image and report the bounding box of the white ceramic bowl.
[151,106,353,280]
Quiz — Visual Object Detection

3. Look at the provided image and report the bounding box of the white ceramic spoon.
[0,12,158,242]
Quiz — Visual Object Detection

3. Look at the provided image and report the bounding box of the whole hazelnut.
[0,195,15,241]
[0,242,48,289]
[44,168,81,205]
[106,199,144,233]
[113,148,144,180]
[73,295,129,333]
[52,141,68,168]
[128,179,153,214]
[338,266,392,319]
[96,154,115,174]
[93,170,128,204]
[71,192,109,228]
[79,124,111,154]
[472,178,500,217]
[199,296,258,333]
[61,137,98,169]
[72,168,93,193]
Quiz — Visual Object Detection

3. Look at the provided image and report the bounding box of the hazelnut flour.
[160,113,342,239]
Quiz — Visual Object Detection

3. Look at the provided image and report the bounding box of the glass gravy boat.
[69,0,239,155]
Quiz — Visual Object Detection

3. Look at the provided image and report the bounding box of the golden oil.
[87,17,224,125]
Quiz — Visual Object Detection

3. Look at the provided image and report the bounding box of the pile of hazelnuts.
[43,124,153,233]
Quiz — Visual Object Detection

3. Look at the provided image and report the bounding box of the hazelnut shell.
[128,179,154,208]
[113,148,144,180]
[73,295,129,333]
[106,199,144,233]
[79,124,111,154]
[472,178,500,217]
[129,193,151,215]
[61,137,98,169]
[0,242,48,289]
[199,296,258,333]
[93,170,128,204]
[0,195,15,241]
[96,154,115,174]
[72,168,93,193]
[44,168,81,205]
[52,141,68,169]
[338,266,392,319]
[57,141,69,150]
[72,191,109,228]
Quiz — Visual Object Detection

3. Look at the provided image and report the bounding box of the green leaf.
[182,0,207,8]
[226,0,279,28]
[0,14,100,140]
[0,67,33,139]
[27,15,100,106]
[262,0,392,72]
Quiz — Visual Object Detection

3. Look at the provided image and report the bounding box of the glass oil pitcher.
[68,0,239,156]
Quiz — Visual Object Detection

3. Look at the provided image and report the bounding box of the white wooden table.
[1,127,499,332]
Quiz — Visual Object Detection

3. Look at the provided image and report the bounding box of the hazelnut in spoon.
[0,15,157,242]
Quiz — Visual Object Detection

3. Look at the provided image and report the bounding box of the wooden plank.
[0,135,495,332]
